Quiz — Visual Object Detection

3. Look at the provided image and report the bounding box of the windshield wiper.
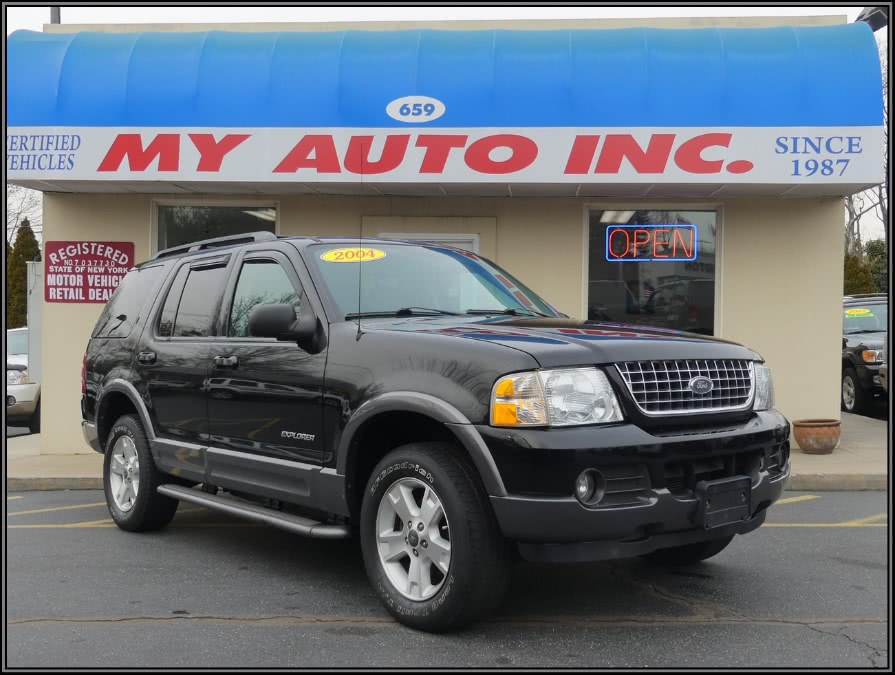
[465,307,550,317]
[345,307,461,320]
[845,329,884,335]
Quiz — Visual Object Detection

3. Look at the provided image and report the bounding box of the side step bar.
[157,484,350,540]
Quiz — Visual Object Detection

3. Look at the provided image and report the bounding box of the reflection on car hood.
[844,330,886,350]
[364,315,759,368]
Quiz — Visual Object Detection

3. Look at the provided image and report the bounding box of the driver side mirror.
[248,302,325,354]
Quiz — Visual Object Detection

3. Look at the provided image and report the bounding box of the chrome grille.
[615,360,754,416]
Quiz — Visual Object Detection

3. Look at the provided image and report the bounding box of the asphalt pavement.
[5,489,889,668]
[6,426,29,438]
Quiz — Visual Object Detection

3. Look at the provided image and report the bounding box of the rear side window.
[91,266,166,339]
[169,265,229,338]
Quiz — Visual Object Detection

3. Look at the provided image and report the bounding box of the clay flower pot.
[792,419,841,455]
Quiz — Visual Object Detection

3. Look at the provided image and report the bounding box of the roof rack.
[153,231,278,260]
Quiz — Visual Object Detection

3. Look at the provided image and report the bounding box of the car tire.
[28,399,40,434]
[103,414,178,532]
[841,366,867,414]
[360,441,508,632]
[641,534,735,565]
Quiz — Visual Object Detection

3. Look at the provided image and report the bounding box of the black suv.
[841,294,888,414]
[82,232,790,632]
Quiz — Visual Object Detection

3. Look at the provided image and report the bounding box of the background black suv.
[82,232,790,632]
[841,294,888,414]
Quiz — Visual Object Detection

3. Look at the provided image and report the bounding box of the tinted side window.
[92,266,166,339]
[172,266,228,338]
[228,260,302,337]
[157,265,189,337]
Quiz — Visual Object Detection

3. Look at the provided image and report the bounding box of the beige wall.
[719,197,845,422]
[41,191,842,453]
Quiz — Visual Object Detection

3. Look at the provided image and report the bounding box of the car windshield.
[6,330,28,356]
[843,303,887,334]
[306,243,560,319]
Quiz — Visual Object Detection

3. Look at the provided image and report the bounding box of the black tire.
[28,399,40,434]
[841,366,867,414]
[360,441,508,632]
[642,534,735,565]
[103,414,178,532]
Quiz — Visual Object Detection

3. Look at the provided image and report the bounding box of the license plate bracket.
[695,476,751,530]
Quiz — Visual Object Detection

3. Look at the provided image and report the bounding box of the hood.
[366,315,759,368]
[6,354,28,368]
[844,330,886,350]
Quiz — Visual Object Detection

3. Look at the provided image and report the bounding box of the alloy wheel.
[109,435,140,512]
[375,477,452,601]
[842,375,856,411]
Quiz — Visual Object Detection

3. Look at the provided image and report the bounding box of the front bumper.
[5,383,39,423]
[855,363,886,394]
[879,363,888,393]
[82,420,101,453]
[480,410,791,561]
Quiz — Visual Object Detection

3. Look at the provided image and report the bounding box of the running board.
[157,484,350,540]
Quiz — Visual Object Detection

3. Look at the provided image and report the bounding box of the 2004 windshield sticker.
[321,247,387,263]
[845,308,874,317]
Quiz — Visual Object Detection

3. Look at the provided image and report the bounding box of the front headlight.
[753,363,774,411]
[862,350,884,363]
[6,369,27,386]
[491,367,623,427]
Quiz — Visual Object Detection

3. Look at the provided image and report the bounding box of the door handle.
[137,351,156,365]
[214,355,239,368]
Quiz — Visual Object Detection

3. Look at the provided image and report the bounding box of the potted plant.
[791,419,841,454]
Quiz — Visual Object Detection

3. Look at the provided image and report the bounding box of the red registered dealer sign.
[44,241,134,303]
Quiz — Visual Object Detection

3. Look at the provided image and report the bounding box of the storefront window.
[588,209,717,335]
[156,205,277,251]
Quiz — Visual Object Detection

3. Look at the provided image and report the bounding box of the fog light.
[575,469,606,506]
[575,472,594,502]
[873,375,881,385]
[6,395,15,407]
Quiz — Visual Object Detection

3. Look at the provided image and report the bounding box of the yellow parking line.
[775,495,819,505]
[6,496,24,501]
[8,518,117,529]
[842,512,888,525]
[7,502,108,517]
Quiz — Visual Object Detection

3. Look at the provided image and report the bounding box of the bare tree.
[845,35,889,254]
[6,184,42,244]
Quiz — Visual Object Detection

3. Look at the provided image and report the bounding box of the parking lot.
[5,489,888,668]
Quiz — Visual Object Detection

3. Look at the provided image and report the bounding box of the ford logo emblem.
[688,376,714,395]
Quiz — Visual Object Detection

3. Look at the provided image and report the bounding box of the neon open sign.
[605,224,698,262]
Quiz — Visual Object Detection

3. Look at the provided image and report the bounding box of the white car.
[6,327,40,433]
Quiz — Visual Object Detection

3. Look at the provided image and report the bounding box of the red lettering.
[672,228,695,258]
[416,135,468,173]
[273,135,341,173]
[652,228,670,258]
[674,133,732,174]
[344,135,410,174]
[464,134,538,174]
[633,229,651,252]
[564,135,600,174]
[607,228,629,258]
[594,134,675,174]
[97,134,180,172]
[188,134,250,172]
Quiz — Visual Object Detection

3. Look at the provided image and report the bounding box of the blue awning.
[7,24,883,128]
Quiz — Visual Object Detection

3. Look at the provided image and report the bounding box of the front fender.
[334,391,507,497]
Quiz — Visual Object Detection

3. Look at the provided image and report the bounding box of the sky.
[5,5,886,241]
